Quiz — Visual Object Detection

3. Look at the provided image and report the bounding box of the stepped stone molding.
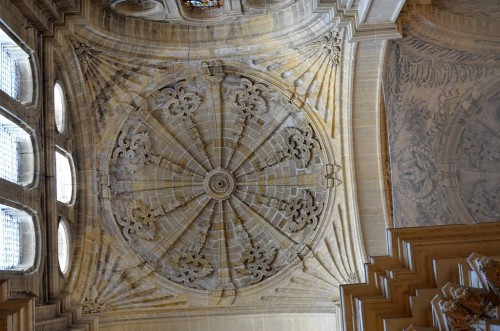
[340,223,500,331]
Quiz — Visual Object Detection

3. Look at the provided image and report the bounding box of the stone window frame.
[0,200,41,275]
[55,146,76,206]
[0,22,40,277]
[0,109,37,187]
[57,217,72,276]
[53,81,67,133]
[0,26,35,105]
[51,66,77,286]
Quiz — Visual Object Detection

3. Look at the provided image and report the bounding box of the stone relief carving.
[115,199,164,241]
[384,33,500,227]
[71,39,94,74]
[476,256,500,296]
[312,28,342,66]
[238,245,278,285]
[242,190,324,233]
[82,288,103,314]
[230,211,279,285]
[152,79,212,165]
[106,74,335,293]
[112,128,197,176]
[252,122,321,173]
[224,75,274,167]
[285,190,324,233]
[228,76,273,117]
[112,131,152,174]
[440,284,499,331]
[166,205,215,288]
[153,80,201,119]
[325,164,342,188]
[168,251,214,286]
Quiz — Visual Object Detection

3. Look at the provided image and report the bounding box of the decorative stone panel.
[384,34,500,227]
[104,73,336,294]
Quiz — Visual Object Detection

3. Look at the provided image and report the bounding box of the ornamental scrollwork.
[166,206,215,288]
[313,28,342,65]
[168,251,214,286]
[228,77,272,118]
[112,131,151,174]
[116,199,164,241]
[252,122,321,172]
[238,245,278,286]
[153,80,201,119]
[286,124,321,168]
[225,76,275,165]
[152,80,211,164]
[112,128,196,176]
[286,190,323,232]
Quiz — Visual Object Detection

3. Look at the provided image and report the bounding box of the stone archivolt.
[106,73,335,293]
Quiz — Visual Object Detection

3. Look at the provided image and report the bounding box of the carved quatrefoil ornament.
[106,73,337,294]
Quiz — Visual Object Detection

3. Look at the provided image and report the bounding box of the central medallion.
[203,168,236,200]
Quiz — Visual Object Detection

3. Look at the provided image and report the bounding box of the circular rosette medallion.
[106,73,336,292]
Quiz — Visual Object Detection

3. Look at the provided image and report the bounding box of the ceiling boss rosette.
[105,66,338,298]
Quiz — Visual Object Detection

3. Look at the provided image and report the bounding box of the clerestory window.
[54,82,66,133]
[0,205,35,271]
[55,149,74,204]
[57,219,70,274]
[0,28,31,102]
[0,113,34,185]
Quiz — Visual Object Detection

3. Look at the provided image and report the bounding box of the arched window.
[57,219,70,274]
[55,149,74,204]
[54,82,66,133]
[0,28,32,102]
[0,113,34,185]
[0,204,35,271]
